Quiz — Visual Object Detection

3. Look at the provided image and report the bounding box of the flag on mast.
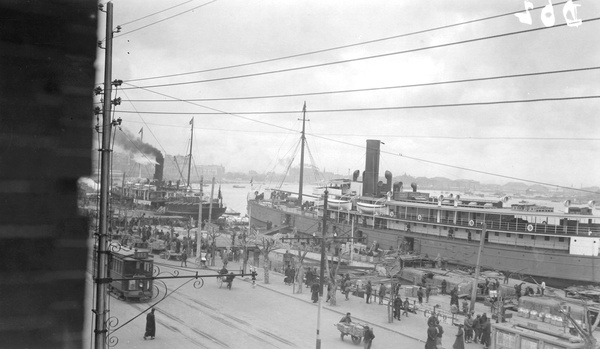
[189,117,194,126]
[138,127,143,135]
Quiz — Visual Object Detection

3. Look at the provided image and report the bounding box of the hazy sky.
[95,0,600,188]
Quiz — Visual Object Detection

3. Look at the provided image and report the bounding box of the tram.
[108,247,154,302]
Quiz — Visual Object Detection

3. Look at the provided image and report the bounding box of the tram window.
[128,280,136,290]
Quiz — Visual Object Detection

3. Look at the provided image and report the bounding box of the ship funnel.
[393,182,403,193]
[352,170,360,181]
[588,200,596,208]
[411,182,417,192]
[564,200,571,207]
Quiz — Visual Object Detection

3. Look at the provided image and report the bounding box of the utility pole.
[196,175,203,259]
[316,189,327,349]
[470,222,486,313]
[298,102,307,206]
[95,2,114,348]
[208,177,215,266]
[187,118,194,191]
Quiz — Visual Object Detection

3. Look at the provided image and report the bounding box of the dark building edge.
[0,1,97,347]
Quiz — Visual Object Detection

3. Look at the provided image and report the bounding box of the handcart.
[335,322,365,345]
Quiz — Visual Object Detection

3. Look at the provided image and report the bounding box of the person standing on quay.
[311,282,319,303]
[403,298,410,317]
[363,325,375,349]
[417,286,424,304]
[426,285,431,303]
[143,308,156,340]
[425,322,438,349]
[452,324,465,349]
[250,267,257,288]
[393,296,402,320]
[180,250,187,267]
[441,279,447,295]
[378,283,386,305]
[365,281,372,304]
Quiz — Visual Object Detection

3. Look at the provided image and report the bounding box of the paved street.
[84,254,499,348]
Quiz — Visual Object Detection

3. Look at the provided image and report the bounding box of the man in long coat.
[143,308,156,340]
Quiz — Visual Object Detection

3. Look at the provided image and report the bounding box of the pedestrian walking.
[393,296,402,320]
[344,279,351,300]
[311,282,319,303]
[365,281,372,304]
[417,286,424,304]
[425,322,438,349]
[378,283,386,304]
[426,285,431,303]
[436,320,444,348]
[363,325,375,349]
[402,298,410,317]
[250,267,257,288]
[441,279,447,295]
[180,250,187,267]
[452,324,465,349]
[143,308,156,340]
[481,316,491,349]
[541,281,546,296]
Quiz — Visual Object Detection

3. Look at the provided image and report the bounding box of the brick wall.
[0,1,96,347]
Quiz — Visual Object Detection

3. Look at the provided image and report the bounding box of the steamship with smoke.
[248,139,600,285]
[111,139,226,221]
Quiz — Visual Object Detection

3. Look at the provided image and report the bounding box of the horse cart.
[335,322,365,345]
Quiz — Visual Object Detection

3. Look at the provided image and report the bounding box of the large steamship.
[248,139,600,285]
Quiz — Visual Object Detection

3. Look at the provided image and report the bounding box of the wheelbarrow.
[335,322,365,345]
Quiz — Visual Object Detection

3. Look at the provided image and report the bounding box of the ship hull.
[164,203,227,221]
[248,200,600,285]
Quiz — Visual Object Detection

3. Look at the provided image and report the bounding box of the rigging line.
[125,0,576,83]
[121,82,297,133]
[122,66,600,102]
[114,0,218,39]
[121,17,600,90]
[114,95,600,115]
[114,120,600,141]
[398,152,600,195]
[278,139,302,189]
[309,134,600,195]
[118,0,198,26]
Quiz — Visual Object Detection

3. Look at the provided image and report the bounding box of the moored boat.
[249,139,600,285]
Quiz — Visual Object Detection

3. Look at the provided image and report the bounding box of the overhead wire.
[114,0,218,39]
[307,133,600,195]
[114,94,600,115]
[121,66,600,102]
[124,0,578,83]
[120,17,600,90]
[118,0,199,26]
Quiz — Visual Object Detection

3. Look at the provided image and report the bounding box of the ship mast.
[298,102,307,206]
[187,117,194,191]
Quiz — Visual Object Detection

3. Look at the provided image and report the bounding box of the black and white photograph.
[2,1,600,348]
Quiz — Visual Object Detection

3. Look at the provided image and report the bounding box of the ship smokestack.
[154,152,164,182]
[352,170,360,182]
[411,182,418,192]
[363,140,381,196]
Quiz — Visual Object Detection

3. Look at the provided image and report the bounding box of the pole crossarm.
[99,272,246,283]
